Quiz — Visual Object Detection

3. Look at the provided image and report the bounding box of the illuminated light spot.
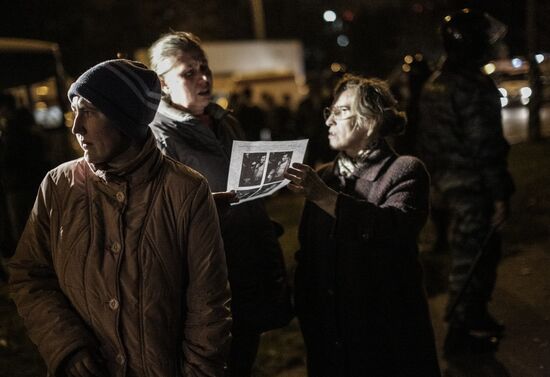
[444,15,452,22]
[498,87,508,97]
[535,54,544,64]
[463,8,470,14]
[337,35,350,47]
[415,53,424,61]
[520,87,532,98]
[521,97,530,105]
[500,97,508,107]
[331,63,342,72]
[483,63,496,75]
[64,112,74,127]
[404,55,413,64]
[511,58,522,68]
[35,101,47,110]
[402,64,411,73]
[216,97,229,109]
[298,86,309,96]
[36,86,49,96]
[323,10,337,22]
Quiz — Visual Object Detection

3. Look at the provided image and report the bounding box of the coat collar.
[157,99,229,123]
[362,140,396,181]
[88,130,163,187]
[334,139,397,182]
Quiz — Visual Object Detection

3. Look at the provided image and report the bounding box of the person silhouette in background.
[233,86,266,141]
[296,80,335,166]
[416,9,515,355]
[392,54,433,156]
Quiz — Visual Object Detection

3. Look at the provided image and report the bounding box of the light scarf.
[333,139,383,191]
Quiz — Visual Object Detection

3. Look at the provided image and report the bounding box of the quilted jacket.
[9,132,231,377]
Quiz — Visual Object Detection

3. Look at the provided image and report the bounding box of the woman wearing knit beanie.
[149,32,293,377]
[9,59,231,377]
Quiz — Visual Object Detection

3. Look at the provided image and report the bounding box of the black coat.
[295,142,440,377]
[149,101,293,333]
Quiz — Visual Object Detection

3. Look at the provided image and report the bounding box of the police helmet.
[441,8,506,65]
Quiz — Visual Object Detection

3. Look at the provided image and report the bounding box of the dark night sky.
[1,0,548,78]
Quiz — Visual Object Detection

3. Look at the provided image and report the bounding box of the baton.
[444,226,496,322]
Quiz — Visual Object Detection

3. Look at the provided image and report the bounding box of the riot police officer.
[416,8,515,355]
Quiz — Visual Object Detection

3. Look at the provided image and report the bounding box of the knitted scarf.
[333,139,384,191]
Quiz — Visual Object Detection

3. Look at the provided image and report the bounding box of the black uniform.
[417,60,514,344]
[417,8,514,354]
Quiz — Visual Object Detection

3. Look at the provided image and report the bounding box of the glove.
[64,348,108,377]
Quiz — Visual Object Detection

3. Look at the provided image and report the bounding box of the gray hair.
[333,74,406,137]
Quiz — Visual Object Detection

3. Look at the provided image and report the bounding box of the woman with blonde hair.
[285,74,440,377]
[148,31,292,377]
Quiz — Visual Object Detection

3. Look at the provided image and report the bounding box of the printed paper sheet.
[227,139,308,204]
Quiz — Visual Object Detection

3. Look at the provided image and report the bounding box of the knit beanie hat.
[68,59,161,141]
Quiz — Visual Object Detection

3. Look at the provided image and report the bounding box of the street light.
[336,35,350,47]
[323,10,337,22]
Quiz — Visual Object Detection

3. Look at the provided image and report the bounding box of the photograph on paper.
[227,140,308,204]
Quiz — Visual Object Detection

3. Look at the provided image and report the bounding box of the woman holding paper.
[284,74,440,377]
[148,31,292,377]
